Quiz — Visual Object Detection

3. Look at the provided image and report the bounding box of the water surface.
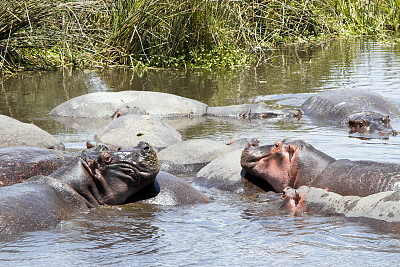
[1,39,400,265]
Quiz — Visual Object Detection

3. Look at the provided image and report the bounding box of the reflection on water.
[1,39,400,265]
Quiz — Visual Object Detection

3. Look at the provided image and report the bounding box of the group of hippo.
[1,89,400,234]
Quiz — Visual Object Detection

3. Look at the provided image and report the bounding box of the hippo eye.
[103,152,113,164]
[274,141,282,150]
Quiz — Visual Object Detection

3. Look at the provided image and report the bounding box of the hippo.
[0,147,75,187]
[0,115,65,150]
[301,89,400,135]
[0,142,160,234]
[206,103,301,119]
[48,91,208,118]
[129,171,209,205]
[241,139,400,197]
[281,186,400,232]
[194,138,275,194]
[94,114,183,150]
[49,91,300,122]
[158,138,238,174]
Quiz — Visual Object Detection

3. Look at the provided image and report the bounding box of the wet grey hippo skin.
[49,91,300,120]
[281,186,400,232]
[241,139,400,197]
[0,147,75,187]
[206,103,301,119]
[0,115,65,150]
[128,171,209,205]
[194,138,275,194]
[0,142,159,235]
[301,89,400,134]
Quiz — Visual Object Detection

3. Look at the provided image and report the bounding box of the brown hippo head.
[84,141,160,205]
[66,141,160,206]
[241,139,335,192]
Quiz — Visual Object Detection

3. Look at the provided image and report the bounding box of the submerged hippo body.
[49,91,208,118]
[241,139,400,197]
[0,115,65,150]
[0,142,159,234]
[129,171,209,205]
[0,147,75,187]
[282,186,400,232]
[301,90,400,134]
[206,103,301,119]
[49,91,299,121]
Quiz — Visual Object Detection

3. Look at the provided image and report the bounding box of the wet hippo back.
[0,147,75,187]
[301,89,399,124]
[309,159,400,197]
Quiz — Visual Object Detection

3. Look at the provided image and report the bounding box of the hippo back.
[301,90,400,124]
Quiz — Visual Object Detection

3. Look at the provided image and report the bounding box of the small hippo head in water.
[241,139,334,192]
[348,115,397,136]
[76,141,160,205]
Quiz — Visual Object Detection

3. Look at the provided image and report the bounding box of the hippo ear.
[94,145,110,152]
[287,145,295,162]
[86,142,95,148]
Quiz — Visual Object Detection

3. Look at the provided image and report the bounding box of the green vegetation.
[1,0,399,75]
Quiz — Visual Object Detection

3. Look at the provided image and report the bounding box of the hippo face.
[82,141,160,205]
[348,115,395,135]
[241,140,300,192]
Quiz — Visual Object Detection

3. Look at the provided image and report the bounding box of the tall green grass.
[0,0,399,75]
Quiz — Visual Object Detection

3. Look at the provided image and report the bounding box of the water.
[1,39,400,265]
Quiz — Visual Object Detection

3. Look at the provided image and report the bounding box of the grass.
[0,0,399,75]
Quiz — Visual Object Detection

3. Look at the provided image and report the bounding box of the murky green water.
[1,39,400,265]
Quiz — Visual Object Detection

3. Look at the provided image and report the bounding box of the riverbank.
[1,0,399,75]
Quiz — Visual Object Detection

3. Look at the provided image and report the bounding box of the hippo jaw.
[241,140,300,192]
[84,141,160,205]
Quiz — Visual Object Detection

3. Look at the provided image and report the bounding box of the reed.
[0,0,399,75]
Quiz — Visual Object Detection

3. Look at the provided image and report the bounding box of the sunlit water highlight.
[0,39,400,265]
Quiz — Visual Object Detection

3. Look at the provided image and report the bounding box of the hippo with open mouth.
[241,139,400,197]
[0,142,160,234]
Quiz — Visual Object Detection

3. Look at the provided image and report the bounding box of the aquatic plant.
[0,0,399,75]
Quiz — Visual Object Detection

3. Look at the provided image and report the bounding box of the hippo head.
[241,139,334,192]
[348,115,396,135]
[80,141,160,205]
